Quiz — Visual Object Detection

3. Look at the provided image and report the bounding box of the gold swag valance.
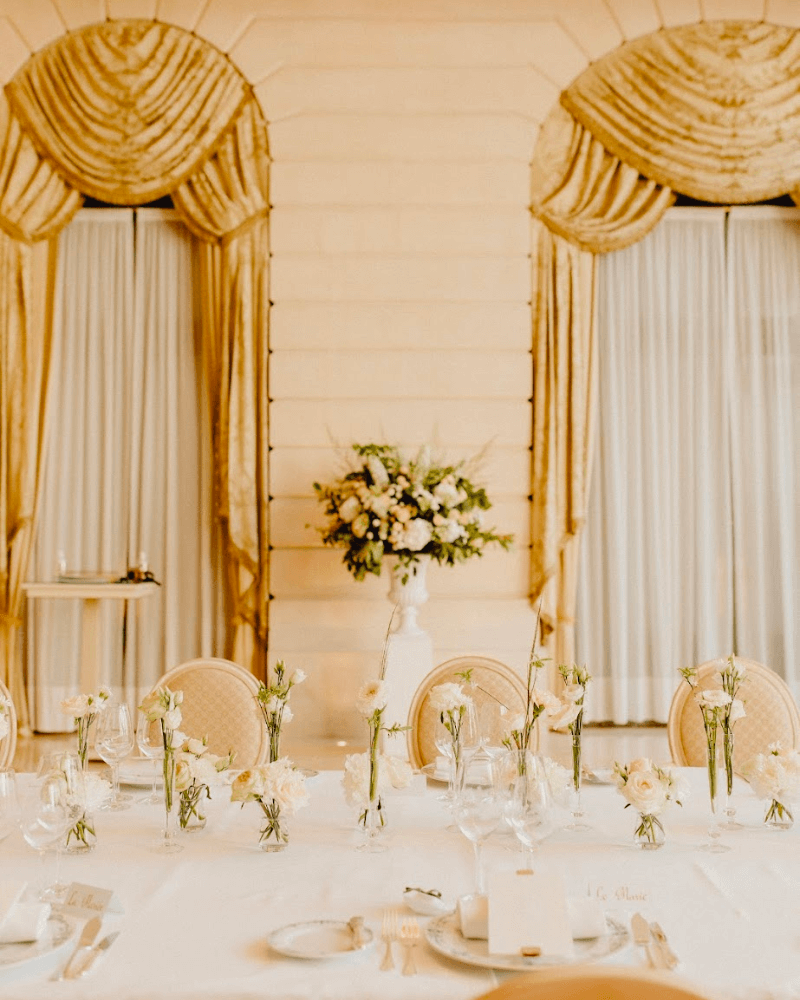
[0,20,272,723]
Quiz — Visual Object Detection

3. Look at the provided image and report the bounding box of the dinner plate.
[268,920,374,960]
[0,912,78,982]
[421,762,491,786]
[424,911,628,972]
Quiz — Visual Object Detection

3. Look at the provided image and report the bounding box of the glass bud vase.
[179,785,209,833]
[634,812,665,850]
[157,750,183,853]
[764,798,794,831]
[703,735,730,853]
[566,734,589,831]
[65,810,97,854]
[259,797,288,852]
[722,726,741,830]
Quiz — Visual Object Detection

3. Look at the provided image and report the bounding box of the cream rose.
[61,694,90,718]
[621,770,668,815]
[230,768,266,803]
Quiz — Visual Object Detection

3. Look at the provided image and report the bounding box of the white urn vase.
[387,557,429,635]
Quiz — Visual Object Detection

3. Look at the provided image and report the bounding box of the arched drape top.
[5,19,251,205]
[561,20,800,206]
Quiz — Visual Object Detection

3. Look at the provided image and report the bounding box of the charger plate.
[425,912,628,972]
[0,912,78,982]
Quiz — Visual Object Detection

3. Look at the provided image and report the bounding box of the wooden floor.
[10,723,670,774]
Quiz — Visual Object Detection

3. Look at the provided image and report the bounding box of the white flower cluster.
[741,743,800,805]
[230,759,309,815]
[342,751,413,810]
[429,682,470,714]
[314,444,512,581]
[256,663,306,729]
[175,735,234,793]
[60,687,111,720]
[139,686,183,732]
[614,758,688,816]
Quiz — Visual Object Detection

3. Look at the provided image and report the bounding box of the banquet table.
[1,765,800,1000]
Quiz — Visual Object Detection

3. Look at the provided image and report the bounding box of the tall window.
[576,208,800,723]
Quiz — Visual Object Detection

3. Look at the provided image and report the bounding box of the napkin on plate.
[458,894,605,941]
[0,883,50,944]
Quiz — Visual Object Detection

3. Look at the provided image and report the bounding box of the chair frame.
[154,657,269,766]
[406,654,529,768]
[0,678,17,769]
[667,656,800,767]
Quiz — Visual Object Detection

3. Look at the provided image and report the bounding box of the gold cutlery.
[53,916,102,981]
[650,921,679,969]
[380,909,398,971]
[73,931,119,977]
[399,918,420,976]
[631,912,661,968]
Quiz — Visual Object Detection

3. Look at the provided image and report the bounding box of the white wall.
[5,0,792,739]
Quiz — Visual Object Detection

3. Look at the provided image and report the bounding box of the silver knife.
[53,916,102,981]
[630,912,662,968]
[75,931,120,977]
[650,921,679,969]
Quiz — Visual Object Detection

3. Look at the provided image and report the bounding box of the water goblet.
[36,752,85,899]
[137,710,164,805]
[452,758,504,896]
[18,770,71,900]
[0,769,18,842]
[95,702,134,810]
[503,753,554,870]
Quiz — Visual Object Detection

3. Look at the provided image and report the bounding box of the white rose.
[695,689,731,711]
[727,699,746,723]
[356,680,388,717]
[548,700,582,729]
[399,518,433,552]
[339,495,361,523]
[189,755,221,787]
[230,768,266,803]
[622,770,668,815]
[61,694,90,718]
[263,759,309,815]
[429,682,469,714]
[174,759,193,793]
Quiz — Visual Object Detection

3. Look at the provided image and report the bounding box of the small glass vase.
[764,798,794,831]
[634,812,665,850]
[566,733,589,831]
[702,734,730,853]
[155,750,183,853]
[179,784,209,833]
[65,810,97,854]
[259,797,288,851]
[722,726,741,830]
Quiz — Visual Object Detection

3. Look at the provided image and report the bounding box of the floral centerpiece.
[313,444,513,581]
[231,759,309,849]
[175,736,235,832]
[255,661,306,762]
[741,743,800,829]
[719,656,747,797]
[139,685,184,852]
[614,758,688,849]
[678,667,734,812]
[59,687,111,851]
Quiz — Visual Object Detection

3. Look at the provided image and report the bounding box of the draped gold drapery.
[0,20,271,715]
[530,20,800,661]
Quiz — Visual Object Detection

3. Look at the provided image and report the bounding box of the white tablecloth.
[1,767,799,999]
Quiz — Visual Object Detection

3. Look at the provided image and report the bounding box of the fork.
[380,909,398,971]
[400,917,420,976]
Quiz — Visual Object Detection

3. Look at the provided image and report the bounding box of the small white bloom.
[429,682,469,714]
[61,694,90,718]
[356,680,388,717]
[548,700,582,730]
[727,698,746,723]
[695,689,731,711]
[290,669,306,685]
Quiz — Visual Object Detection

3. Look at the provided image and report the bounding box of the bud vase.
[259,797,288,851]
[179,784,209,832]
[566,734,589,831]
[634,812,665,850]
[722,726,740,829]
[764,798,793,830]
[66,810,97,853]
[702,737,730,853]
[357,796,386,853]
[157,750,183,853]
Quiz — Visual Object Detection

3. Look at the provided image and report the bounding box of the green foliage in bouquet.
[313,444,513,581]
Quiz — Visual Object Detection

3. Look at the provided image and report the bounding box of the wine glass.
[0,769,18,842]
[36,752,85,899]
[452,758,504,897]
[95,702,134,810]
[137,710,164,805]
[18,770,72,900]
[503,752,553,870]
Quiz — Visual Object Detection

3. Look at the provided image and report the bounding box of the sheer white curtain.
[27,208,225,729]
[728,209,800,696]
[576,210,734,723]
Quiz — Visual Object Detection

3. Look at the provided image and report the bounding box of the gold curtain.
[0,21,272,718]
[530,19,800,665]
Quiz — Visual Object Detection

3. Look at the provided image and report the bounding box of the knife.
[650,921,679,969]
[54,916,102,981]
[75,931,120,977]
[630,912,662,968]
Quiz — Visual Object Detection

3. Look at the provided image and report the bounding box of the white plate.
[581,767,615,786]
[0,912,78,982]
[118,758,163,788]
[425,912,628,972]
[268,920,374,960]
[421,762,491,786]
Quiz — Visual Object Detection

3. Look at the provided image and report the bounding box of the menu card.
[487,869,574,958]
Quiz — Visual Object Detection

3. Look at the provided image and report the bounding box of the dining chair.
[472,966,716,1000]
[406,655,529,768]
[151,658,269,767]
[0,679,16,768]
[667,656,800,771]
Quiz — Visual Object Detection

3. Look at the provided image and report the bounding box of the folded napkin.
[0,890,50,944]
[458,894,605,941]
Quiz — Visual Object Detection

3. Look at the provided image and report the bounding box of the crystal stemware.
[95,702,134,810]
[452,758,504,896]
[434,700,480,801]
[136,710,164,805]
[18,770,71,900]
[36,752,85,899]
[503,753,553,870]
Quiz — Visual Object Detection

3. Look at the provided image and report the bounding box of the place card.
[487,869,573,958]
[57,883,114,919]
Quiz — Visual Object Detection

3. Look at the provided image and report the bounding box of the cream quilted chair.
[152,658,268,767]
[0,679,16,768]
[668,657,800,770]
[406,655,530,769]
[472,966,715,1000]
